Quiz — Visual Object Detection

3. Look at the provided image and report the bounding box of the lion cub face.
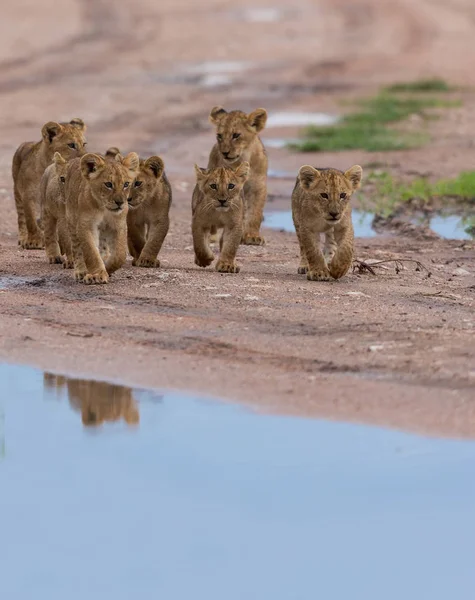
[42,118,87,161]
[127,156,164,209]
[80,152,139,213]
[298,165,363,224]
[194,163,250,211]
[209,106,267,164]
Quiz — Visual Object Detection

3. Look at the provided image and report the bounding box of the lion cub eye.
[340,192,347,199]
[59,176,65,183]
[228,183,235,190]
[232,133,240,140]
[320,193,329,199]
[210,183,218,190]
[134,181,142,188]
[68,143,77,150]
[104,182,113,189]
[123,182,129,189]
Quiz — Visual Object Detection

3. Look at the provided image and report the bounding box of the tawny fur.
[12,118,87,249]
[192,162,250,273]
[208,106,268,246]
[65,151,139,285]
[126,156,172,268]
[43,373,139,426]
[292,165,363,281]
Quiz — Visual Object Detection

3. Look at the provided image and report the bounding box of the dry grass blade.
[352,258,431,277]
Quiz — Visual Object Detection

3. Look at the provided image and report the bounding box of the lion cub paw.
[216,260,240,274]
[329,262,350,280]
[297,264,308,275]
[21,235,44,250]
[63,258,74,269]
[307,268,331,282]
[134,256,160,268]
[74,269,87,282]
[194,254,214,268]
[48,255,63,265]
[83,270,109,285]
[242,234,265,246]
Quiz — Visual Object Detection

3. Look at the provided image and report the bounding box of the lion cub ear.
[194,164,208,181]
[209,106,227,124]
[53,152,67,166]
[144,156,164,180]
[298,165,321,190]
[105,147,120,159]
[69,118,86,131]
[248,108,267,132]
[122,152,140,175]
[42,121,62,144]
[80,153,106,179]
[345,165,363,190]
[235,161,250,182]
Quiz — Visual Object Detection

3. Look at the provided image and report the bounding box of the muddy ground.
[0,0,474,436]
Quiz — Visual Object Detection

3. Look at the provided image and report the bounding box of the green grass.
[384,78,453,93]
[365,170,475,216]
[292,88,460,153]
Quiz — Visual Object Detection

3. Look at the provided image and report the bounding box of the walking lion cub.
[192,163,250,273]
[292,165,363,281]
[12,118,87,249]
[65,151,139,284]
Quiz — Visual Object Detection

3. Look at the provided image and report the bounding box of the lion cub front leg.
[329,223,354,280]
[299,225,331,281]
[216,222,242,273]
[135,215,169,268]
[43,209,62,264]
[242,179,266,246]
[79,224,109,285]
[323,229,338,264]
[192,219,214,268]
[104,222,127,276]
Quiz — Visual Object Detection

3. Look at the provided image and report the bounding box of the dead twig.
[352,258,431,277]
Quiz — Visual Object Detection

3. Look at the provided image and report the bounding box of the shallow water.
[264,209,377,238]
[266,112,339,128]
[1,363,475,599]
[264,210,474,240]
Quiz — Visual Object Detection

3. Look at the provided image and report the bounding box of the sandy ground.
[0,0,474,437]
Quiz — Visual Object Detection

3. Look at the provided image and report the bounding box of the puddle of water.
[267,168,296,179]
[264,210,474,240]
[1,363,475,600]
[264,138,300,149]
[423,214,474,241]
[264,210,377,238]
[185,61,250,75]
[238,8,284,22]
[266,112,339,128]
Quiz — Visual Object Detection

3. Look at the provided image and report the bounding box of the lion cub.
[126,156,172,267]
[41,147,123,268]
[292,165,363,281]
[12,118,87,249]
[40,152,72,266]
[208,106,268,246]
[192,163,250,273]
[65,152,139,284]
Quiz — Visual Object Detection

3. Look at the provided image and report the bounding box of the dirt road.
[0,0,474,436]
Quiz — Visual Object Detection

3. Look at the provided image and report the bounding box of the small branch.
[352,258,431,277]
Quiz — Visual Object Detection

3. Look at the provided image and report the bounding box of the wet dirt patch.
[1,362,475,599]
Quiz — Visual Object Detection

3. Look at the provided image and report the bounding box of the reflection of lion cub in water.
[292,165,363,281]
[127,156,172,268]
[43,373,139,427]
[65,151,139,284]
[192,162,250,273]
[208,106,268,245]
[12,118,87,249]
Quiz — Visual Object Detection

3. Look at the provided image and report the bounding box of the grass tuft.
[384,78,453,93]
[292,88,460,153]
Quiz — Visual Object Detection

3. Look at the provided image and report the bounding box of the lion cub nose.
[115,199,124,208]
[329,211,339,219]
[218,198,227,206]
[222,151,230,159]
